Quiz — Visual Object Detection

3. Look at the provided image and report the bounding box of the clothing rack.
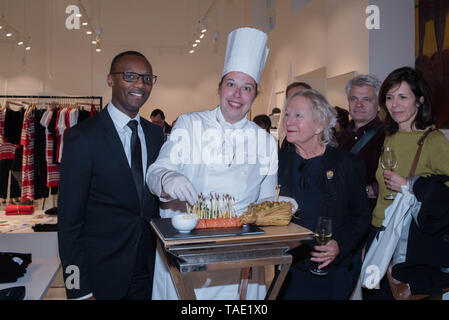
[0,95,103,110]
[0,95,103,210]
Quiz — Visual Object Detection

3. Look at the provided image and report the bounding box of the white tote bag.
[358,185,422,291]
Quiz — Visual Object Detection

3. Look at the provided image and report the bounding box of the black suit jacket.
[58,107,164,299]
[392,175,449,295]
[278,145,371,268]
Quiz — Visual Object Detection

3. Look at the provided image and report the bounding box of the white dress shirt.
[108,102,148,180]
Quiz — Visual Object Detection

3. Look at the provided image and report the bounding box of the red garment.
[5,204,34,215]
[42,108,60,188]
[90,104,97,117]
[20,110,35,202]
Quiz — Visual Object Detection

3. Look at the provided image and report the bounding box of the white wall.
[0,0,415,124]
[252,0,414,117]
[369,0,415,82]
[253,0,370,119]
[0,0,249,123]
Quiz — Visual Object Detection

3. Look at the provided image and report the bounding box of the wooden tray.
[151,219,313,248]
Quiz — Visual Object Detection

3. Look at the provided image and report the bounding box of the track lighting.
[1,14,32,53]
[187,0,217,54]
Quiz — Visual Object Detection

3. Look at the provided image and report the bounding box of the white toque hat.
[221,27,269,84]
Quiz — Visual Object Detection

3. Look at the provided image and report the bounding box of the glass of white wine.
[310,216,332,276]
[381,146,398,200]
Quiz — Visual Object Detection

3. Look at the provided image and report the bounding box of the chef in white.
[147,27,278,300]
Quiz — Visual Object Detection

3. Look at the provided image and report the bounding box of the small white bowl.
[171,214,199,233]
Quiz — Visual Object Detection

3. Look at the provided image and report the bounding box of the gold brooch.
[326,170,334,180]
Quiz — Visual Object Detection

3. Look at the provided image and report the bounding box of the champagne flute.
[381,146,398,200]
[310,216,332,276]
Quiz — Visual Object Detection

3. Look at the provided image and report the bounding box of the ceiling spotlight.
[25,46,31,51]
[96,48,101,52]
[195,39,200,43]
[200,34,205,39]
[86,30,92,35]
[0,25,3,30]
[192,43,198,47]
[91,40,97,44]
[82,21,88,26]
[76,13,82,18]
[18,40,23,45]
[6,30,12,37]
[201,28,207,33]
[189,50,194,54]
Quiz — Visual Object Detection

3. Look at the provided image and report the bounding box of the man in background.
[336,74,385,290]
[150,108,172,136]
[336,74,385,212]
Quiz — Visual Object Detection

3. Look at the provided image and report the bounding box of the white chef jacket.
[147,106,278,300]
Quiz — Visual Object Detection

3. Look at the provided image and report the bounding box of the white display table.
[0,210,60,300]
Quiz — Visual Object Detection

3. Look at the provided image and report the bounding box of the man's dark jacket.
[58,108,164,299]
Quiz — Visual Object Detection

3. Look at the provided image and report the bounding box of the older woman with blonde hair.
[277,89,371,300]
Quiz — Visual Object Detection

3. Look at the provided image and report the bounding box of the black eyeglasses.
[111,72,157,85]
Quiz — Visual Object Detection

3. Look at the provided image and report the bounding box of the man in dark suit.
[58,51,164,300]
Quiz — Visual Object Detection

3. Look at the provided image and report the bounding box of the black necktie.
[127,120,144,202]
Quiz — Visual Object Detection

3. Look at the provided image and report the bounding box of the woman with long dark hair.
[365,66,449,299]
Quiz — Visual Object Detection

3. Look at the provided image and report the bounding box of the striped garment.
[40,108,60,187]
[0,108,18,160]
[20,109,35,202]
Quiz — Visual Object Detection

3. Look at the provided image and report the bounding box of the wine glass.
[381,146,398,200]
[310,216,332,276]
